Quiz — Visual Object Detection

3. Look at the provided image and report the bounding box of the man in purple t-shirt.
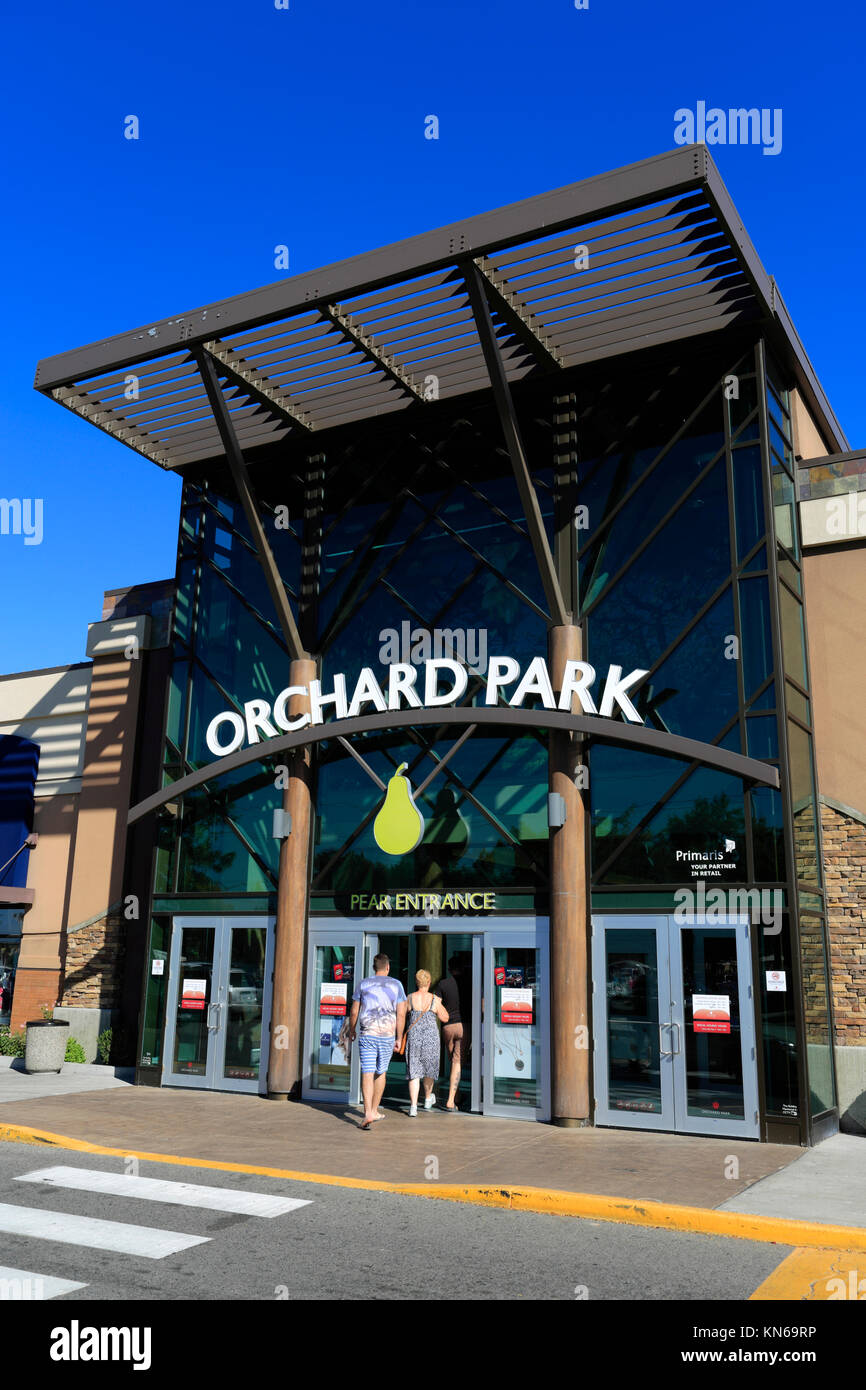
[348,953,407,1129]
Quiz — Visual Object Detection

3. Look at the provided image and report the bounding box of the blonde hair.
[415,969,431,988]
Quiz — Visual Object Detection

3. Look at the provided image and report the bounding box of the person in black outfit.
[436,955,470,1112]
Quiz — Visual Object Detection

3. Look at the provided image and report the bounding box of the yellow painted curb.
[2,1120,865,1252]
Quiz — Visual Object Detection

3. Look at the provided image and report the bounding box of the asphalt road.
[0,1140,788,1302]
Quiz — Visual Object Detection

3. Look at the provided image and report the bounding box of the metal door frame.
[592,913,759,1138]
[308,917,542,1117]
[670,914,759,1139]
[591,915,674,1132]
[301,927,365,1104]
[482,923,551,1122]
[162,916,274,1095]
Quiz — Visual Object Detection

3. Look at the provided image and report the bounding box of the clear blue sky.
[1,0,861,673]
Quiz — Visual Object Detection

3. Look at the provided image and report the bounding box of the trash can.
[24,1019,69,1074]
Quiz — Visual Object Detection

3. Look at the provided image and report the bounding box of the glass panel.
[770,419,794,470]
[492,945,541,1111]
[140,918,169,1067]
[579,433,725,610]
[742,544,767,574]
[644,590,738,742]
[750,786,785,880]
[746,714,779,760]
[760,913,800,1117]
[726,373,758,436]
[766,387,791,441]
[789,720,820,886]
[799,915,836,1114]
[604,928,661,1114]
[746,679,776,712]
[680,927,745,1120]
[779,585,808,689]
[738,577,774,702]
[731,445,765,561]
[783,678,811,722]
[223,926,267,1082]
[310,943,356,1092]
[777,555,801,595]
[582,458,730,646]
[772,469,798,557]
[173,927,215,1076]
[0,937,21,1026]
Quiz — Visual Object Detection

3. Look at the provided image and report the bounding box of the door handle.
[659,1023,672,1057]
[669,1021,681,1055]
[207,1002,221,1031]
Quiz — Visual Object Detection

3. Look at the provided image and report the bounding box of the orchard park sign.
[204,655,649,757]
[127,655,782,827]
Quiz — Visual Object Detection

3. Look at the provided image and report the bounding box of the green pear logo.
[373,762,425,856]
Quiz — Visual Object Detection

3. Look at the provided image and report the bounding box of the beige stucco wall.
[790,387,833,461]
[803,545,866,818]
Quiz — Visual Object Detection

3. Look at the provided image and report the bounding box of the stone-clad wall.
[60,910,126,1010]
[822,801,866,1044]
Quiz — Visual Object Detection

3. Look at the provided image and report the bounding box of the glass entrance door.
[592,915,758,1138]
[361,930,478,1112]
[162,917,274,1094]
[302,930,364,1103]
[483,929,550,1121]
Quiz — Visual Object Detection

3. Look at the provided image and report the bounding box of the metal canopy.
[34,146,848,467]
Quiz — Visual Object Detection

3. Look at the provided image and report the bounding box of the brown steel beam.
[202,340,314,431]
[472,255,562,372]
[462,258,570,627]
[195,348,307,661]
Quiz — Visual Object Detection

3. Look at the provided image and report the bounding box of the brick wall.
[60,910,126,1010]
[9,968,61,1033]
[822,801,866,1045]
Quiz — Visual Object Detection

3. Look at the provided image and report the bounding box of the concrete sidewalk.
[0,1057,135,1102]
[0,1077,863,1233]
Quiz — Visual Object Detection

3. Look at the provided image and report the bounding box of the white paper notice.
[766,970,787,992]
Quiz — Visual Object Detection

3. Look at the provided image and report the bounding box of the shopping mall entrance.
[161,917,274,1094]
[592,914,760,1139]
[304,918,550,1121]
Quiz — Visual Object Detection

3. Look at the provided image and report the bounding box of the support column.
[267,659,316,1098]
[548,623,590,1125]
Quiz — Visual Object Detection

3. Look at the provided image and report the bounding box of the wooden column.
[267,659,316,1098]
[548,622,589,1125]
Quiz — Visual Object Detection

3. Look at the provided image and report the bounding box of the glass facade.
[136,333,837,1139]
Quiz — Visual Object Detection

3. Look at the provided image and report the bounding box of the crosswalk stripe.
[0,1203,210,1258]
[0,1265,87,1300]
[17,1167,312,1218]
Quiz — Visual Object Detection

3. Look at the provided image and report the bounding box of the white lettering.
[423,658,468,707]
[309,674,348,725]
[557,660,598,714]
[272,686,311,732]
[387,663,423,711]
[244,698,278,745]
[206,711,245,756]
[484,655,521,704]
[598,665,649,723]
[509,656,556,709]
[347,667,388,718]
